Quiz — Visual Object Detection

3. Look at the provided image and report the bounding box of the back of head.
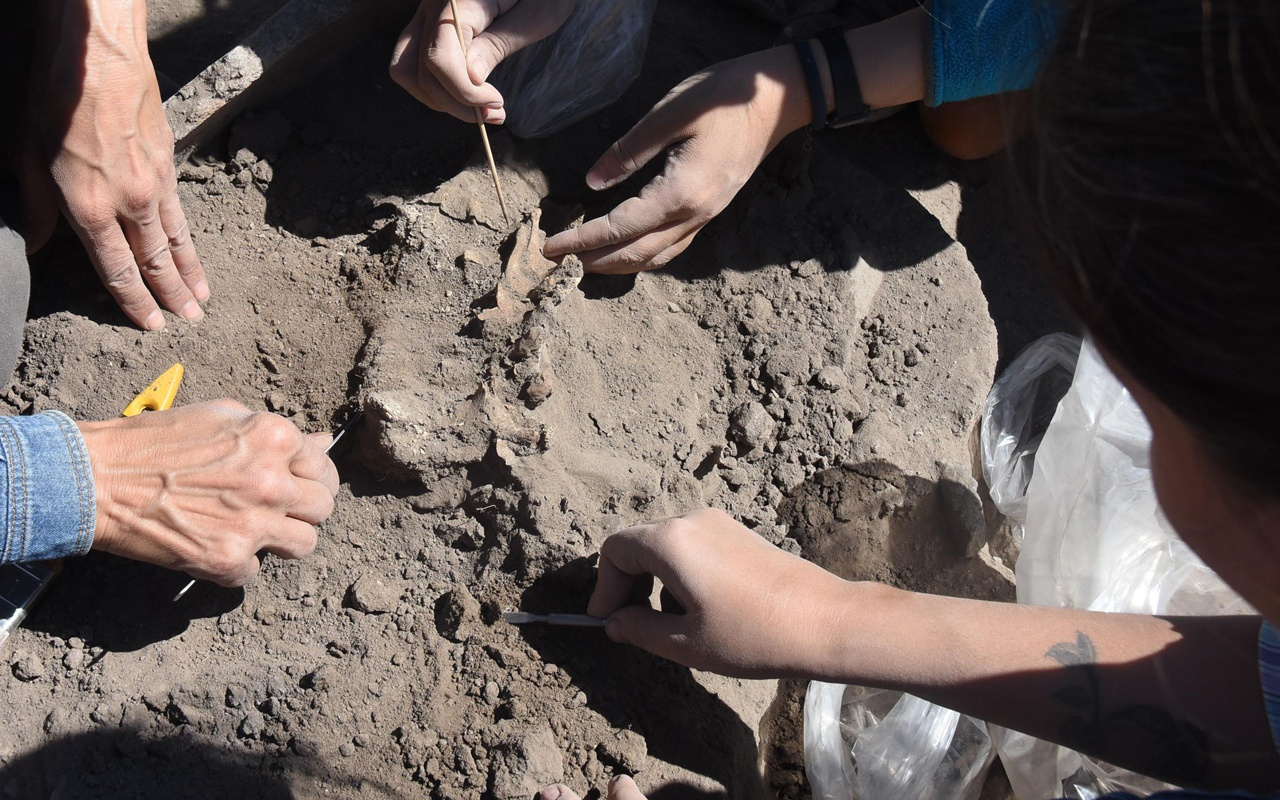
[1023,0,1280,496]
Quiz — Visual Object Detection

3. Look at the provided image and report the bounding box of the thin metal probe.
[502,612,607,628]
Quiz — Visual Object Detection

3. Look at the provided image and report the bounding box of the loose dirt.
[0,2,1071,798]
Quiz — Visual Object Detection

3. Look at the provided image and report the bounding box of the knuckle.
[251,467,296,507]
[99,260,140,291]
[252,412,302,452]
[123,185,156,217]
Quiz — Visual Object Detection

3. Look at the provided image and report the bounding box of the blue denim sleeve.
[927,0,1060,106]
[0,411,96,562]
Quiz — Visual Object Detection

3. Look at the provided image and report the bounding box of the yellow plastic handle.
[122,363,184,417]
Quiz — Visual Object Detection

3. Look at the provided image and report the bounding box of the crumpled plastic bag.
[806,335,1251,800]
[988,336,1251,798]
[980,332,1081,534]
[488,0,658,139]
[804,683,994,800]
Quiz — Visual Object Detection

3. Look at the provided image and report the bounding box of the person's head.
[1022,0,1280,612]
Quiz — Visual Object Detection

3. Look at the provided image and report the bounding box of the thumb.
[604,605,687,661]
[608,775,648,800]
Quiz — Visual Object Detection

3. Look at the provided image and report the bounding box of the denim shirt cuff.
[0,411,97,562]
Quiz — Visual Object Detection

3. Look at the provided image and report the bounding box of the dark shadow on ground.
[0,724,384,798]
[513,557,765,800]
[21,551,243,653]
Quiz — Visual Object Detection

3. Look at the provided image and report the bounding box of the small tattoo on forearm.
[1046,631,1209,783]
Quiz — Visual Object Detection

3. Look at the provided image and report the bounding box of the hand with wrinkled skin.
[542,46,813,274]
[21,0,208,331]
[588,507,853,678]
[390,0,577,125]
[78,401,339,587]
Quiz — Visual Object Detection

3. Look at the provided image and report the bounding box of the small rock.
[903,348,919,367]
[728,401,775,451]
[339,742,357,757]
[483,681,500,704]
[62,650,84,671]
[434,588,481,642]
[238,709,266,739]
[226,684,249,708]
[774,462,806,490]
[488,725,564,800]
[521,373,554,407]
[814,366,847,390]
[345,574,402,614]
[667,302,682,313]
[12,654,44,682]
[597,730,647,774]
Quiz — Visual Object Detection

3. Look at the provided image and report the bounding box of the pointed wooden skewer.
[448,0,511,225]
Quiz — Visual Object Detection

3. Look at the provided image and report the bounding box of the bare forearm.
[815,583,1279,790]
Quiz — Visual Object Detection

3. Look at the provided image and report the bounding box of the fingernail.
[586,169,608,191]
[180,300,204,322]
[192,280,210,302]
[144,310,165,331]
[541,788,563,800]
[604,617,620,642]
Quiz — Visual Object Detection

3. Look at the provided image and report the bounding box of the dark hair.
[1023,0,1280,495]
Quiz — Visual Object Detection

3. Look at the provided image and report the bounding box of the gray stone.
[728,402,775,451]
[344,574,402,614]
[434,588,481,642]
[488,725,564,800]
[597,730,647,774]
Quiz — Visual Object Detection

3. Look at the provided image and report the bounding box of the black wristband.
[793,38,828,132]
[818,28,872,127]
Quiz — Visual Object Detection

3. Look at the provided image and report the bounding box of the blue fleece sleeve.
[927,0,1060,106]
[0,411,97,563]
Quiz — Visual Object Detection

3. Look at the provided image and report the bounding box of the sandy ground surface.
[1,2,1072,797]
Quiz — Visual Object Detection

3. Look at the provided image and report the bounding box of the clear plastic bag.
[489,0,659,139]
[986,337,1251,797]
[980,332,1081,533]
[804,683,994,800]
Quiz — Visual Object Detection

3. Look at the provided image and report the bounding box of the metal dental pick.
[502,612,607,628]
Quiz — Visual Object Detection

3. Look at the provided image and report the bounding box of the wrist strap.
[793,39,828,132]
[818,28,872,127]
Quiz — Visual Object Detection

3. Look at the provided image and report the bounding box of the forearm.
[813,583,1280,790]
[741,8,928,141]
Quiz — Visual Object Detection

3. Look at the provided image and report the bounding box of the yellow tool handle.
[122,363,184,417]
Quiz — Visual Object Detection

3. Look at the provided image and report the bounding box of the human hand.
[542,45,812,273]
[390,0,577,124]
[541,775,647,800]
[588,508,853,678]
[20,0,208,331]
[77,401,339,586]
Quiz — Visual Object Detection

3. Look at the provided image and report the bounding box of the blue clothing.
[927,0,1059,105]
[0,412,96,563]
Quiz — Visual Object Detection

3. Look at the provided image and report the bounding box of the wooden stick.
[448,0,511,225]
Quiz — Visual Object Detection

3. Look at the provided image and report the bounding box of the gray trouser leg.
[0,217,29,386]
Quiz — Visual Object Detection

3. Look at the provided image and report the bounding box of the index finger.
[424,1,505,109]
[543,194,674,258]
[588,521,669,617]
